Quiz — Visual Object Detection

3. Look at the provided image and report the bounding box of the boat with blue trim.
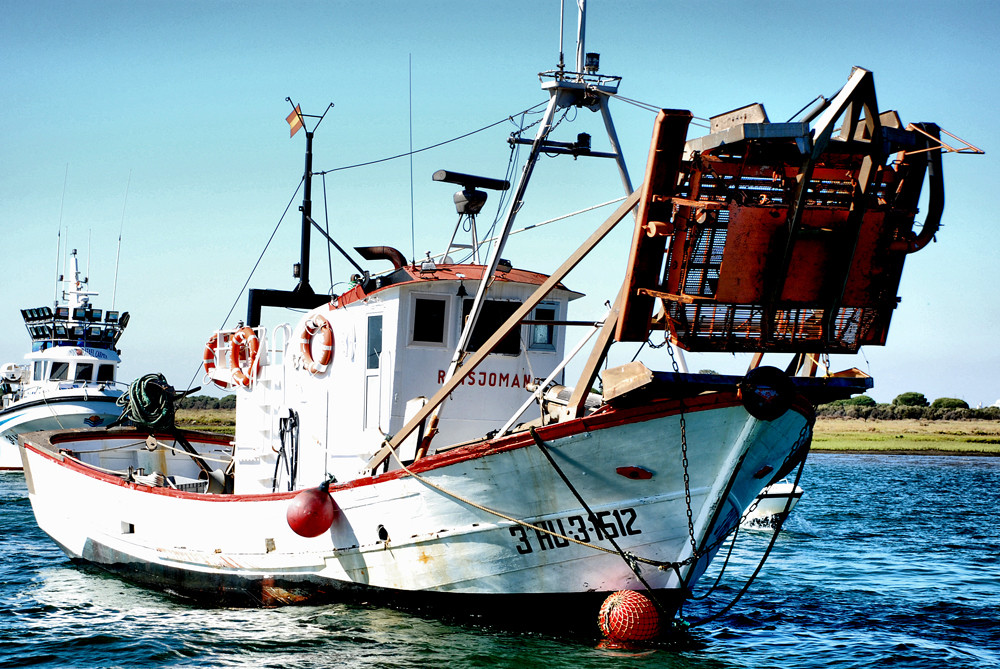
[1,249,128,470]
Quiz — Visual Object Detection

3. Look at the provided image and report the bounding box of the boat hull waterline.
[21,394,811,626]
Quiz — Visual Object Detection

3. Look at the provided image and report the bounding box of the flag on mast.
[286,105,303,137]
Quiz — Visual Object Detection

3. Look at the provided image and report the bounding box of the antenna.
[53,228,61,308]
[557,0,565,72]
[112,170,132,309]
[409,53,416,264]
[55,165,68,306]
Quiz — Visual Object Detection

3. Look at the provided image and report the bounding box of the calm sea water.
[2,453,998,668]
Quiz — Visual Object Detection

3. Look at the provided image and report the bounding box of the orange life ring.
[300,314,334,375]
[202,333,228,390]
[228,327,261,388]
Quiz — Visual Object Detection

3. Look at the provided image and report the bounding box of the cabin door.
[364,315,383,431]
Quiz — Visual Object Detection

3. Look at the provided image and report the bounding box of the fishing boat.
[1,249,129,471]
[19,5,959,637]
[742,479,804,529]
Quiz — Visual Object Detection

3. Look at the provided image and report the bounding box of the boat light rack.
[20,307,129,348]
[615,67,945,354]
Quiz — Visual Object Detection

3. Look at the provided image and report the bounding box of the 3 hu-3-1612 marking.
[509,508,642,554]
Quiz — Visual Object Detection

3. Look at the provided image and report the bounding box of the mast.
[295,127,316,297]
[246,103,335,328]
[417,1,637,450]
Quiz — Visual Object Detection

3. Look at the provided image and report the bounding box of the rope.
[377,431,634,558]
[686,447,810,626]
[528,427,670,617]
[145,439,233,465]
[113,373,180,431]
[186,179,304,393]
[376,426,708,574]
[372,390,814,612]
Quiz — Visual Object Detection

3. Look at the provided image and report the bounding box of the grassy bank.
[175,409,1000,455]
[175,408,235,436]
[813,418,1000,456]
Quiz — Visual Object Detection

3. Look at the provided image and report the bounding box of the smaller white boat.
[1,249,129,470]
[741,479,803,528]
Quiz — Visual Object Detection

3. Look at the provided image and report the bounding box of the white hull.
[22,395,811,628]
[0,391,121,470]
[741,480,803,528]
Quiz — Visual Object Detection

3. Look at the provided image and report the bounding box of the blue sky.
[2,0,997,405]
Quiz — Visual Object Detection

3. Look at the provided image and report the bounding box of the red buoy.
[286,481,336,537]
[598,590,661,642]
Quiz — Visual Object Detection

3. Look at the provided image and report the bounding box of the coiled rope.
[112,373,197,431]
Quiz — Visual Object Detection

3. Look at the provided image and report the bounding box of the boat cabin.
[2,305,127,407]
[215,260,581,493]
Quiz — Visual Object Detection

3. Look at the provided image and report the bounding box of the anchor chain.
[684,417,815,626]
[666,339,700,560]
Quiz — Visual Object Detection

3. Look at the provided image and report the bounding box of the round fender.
[286,482,336,537]
[738,365,794,421]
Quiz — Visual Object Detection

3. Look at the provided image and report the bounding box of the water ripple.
[2,456,999,668]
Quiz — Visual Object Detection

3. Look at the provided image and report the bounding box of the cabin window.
[97,364,115,382]
[74,363,94,382]
[529,302,558,351]
[461,299,521,355]
[49,362,69,381]
[367,315,383,370]
[412,297,446,345]
[33,361,44,381]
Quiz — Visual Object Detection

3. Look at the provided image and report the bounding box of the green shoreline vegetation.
[173,394,1000,455]
[813,418,1000,456]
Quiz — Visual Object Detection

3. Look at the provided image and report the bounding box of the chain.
[373,364,815,587]
[667,339,700,559]
[686,421,814,626]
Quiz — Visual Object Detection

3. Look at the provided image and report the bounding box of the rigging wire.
[185,178,305,392]
[55,165,69,306]
[321,172,334,293]
[476,104,572,261]
[604,90,711,129]
[316,101,548,175]
[112,170,131,310]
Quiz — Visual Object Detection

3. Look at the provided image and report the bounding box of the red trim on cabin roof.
[330,264,577,310]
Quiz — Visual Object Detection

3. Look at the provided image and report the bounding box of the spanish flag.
[286,105,303,137]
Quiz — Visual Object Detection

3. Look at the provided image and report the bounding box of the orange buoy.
[286,480,336,538]
[228,326,260,388]
[597,590,661,642]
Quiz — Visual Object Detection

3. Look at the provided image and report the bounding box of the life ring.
[202,334,228,390]
[228,327,261,388]
[300,315,334,375]
[738,365,793,421]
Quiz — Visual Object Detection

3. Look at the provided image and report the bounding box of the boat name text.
[437,370,532,388]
